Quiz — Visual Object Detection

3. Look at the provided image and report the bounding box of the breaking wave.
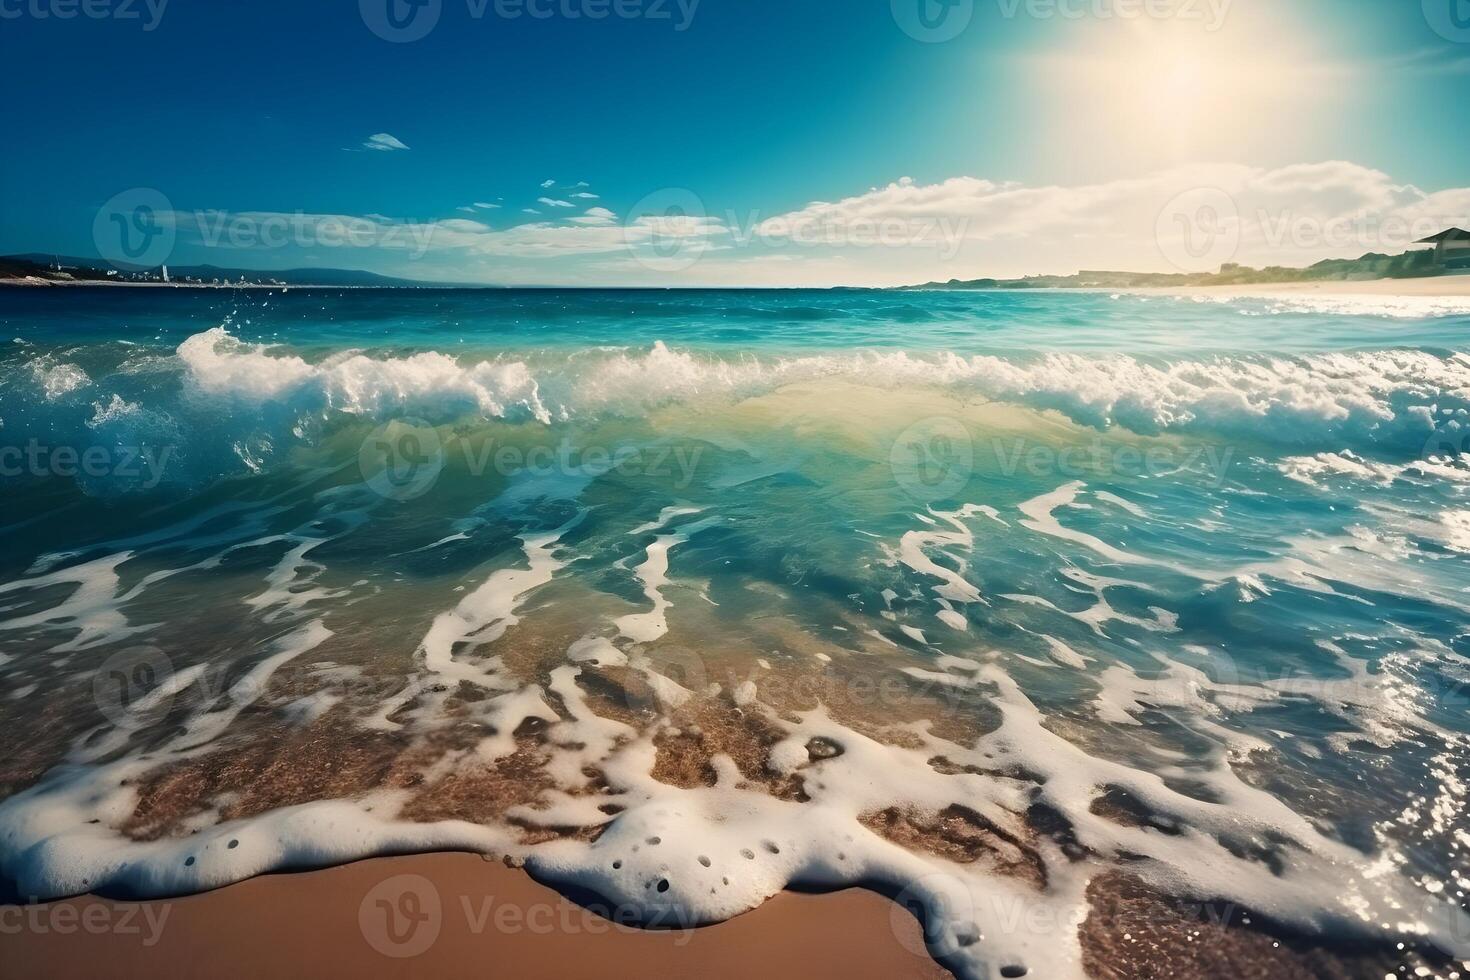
[4,328,1469,492]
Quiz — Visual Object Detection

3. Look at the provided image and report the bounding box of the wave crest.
[6,330,1470,492]
[178,327,552,423]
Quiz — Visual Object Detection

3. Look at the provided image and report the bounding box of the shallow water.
[1,286,1468,979]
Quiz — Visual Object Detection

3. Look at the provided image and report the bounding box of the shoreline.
[0,852,951,980]
[0,851,1442,980]
[1123,275,1470,299]
[0,852,1446,980]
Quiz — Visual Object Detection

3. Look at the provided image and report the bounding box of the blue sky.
[3,0,1469,285]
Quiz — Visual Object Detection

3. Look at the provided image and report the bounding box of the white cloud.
[165,161,1470,286]
[568,207,617,226]
[362,133,410,152]
[540,179,556,189]
[538,197,574,208]
[753,162,1470,279]
[570,192,599,199]
[457,206,476,214]
[626,212,726,241]
[473,202,501,210]
[417,207,725,260]
[167,206,715,270]
[434,218,495,234]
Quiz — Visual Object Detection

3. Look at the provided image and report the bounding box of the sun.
[1026,13,1328,169]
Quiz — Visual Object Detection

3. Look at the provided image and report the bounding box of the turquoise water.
[1,286,1468,977]
[6,285,1470,354]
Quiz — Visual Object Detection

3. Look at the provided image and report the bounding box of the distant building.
[1415,228,1470,271]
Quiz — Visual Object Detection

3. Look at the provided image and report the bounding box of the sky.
[2,0,1469,286]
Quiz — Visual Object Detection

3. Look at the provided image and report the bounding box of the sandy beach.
[0,854,951,980]
[0,853,1438,980]
[1133,274,1470,299]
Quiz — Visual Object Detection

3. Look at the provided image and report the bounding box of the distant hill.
[898,250,1445,290]
[0,254,465,288]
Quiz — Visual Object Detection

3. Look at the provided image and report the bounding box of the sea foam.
[6,330,1470,495]
[2,478,1468,980]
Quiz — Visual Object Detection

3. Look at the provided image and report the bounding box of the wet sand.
[2,851,1437,980]
[0,852,953,980]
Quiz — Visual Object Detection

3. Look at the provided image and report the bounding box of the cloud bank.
[167,161,1470,285]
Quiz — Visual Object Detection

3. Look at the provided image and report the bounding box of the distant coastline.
[5,249,1470,294]
[0,254,465,290]
[897,248,1466,292]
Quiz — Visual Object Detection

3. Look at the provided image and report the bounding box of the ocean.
[1,285,1468,978]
